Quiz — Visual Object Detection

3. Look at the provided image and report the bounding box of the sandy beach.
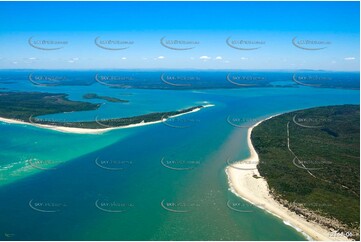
[0,104,213,134]
[225,115,349,241]
[0,116,164,134]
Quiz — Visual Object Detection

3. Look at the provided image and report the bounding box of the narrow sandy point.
[0,104,213,134]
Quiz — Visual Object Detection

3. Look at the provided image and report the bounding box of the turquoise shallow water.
[0,78,359,240]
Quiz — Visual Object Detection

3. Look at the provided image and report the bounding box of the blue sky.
[0,1,359,70]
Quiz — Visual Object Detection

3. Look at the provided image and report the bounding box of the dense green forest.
[252,105,360,239]
[0,92,100,119]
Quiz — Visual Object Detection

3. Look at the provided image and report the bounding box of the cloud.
[200,56,211,60]
[215,56,222,60]
[28,57,37,60]
[156,56,165,60]
[344,57,356,61]
[68,57,79,63]
[240,57,248,60]
[121,57,127,60]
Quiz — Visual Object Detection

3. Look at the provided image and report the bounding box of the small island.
[83,93,129,103]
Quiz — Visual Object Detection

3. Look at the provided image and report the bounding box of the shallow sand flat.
[226,115,349,241]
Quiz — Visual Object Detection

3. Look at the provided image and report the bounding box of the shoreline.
[225,114,349,241]
[0,104,214,134]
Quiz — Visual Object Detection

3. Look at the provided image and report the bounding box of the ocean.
[0,70,359,240]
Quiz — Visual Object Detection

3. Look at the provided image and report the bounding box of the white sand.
[225,115,349,241]
[0,105,212,134]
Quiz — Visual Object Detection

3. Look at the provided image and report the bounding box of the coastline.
[0,104,214,134]
[0,116,162,134]
[225,115,349,241]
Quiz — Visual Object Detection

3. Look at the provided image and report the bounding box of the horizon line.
[0,68,359,72]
